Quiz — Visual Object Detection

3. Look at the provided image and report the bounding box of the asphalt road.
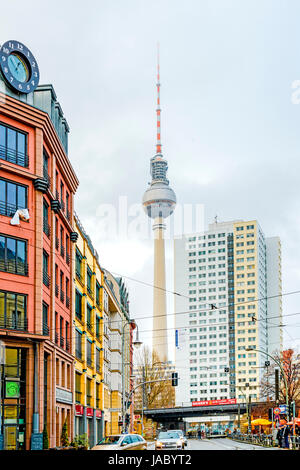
[148,438,280,451]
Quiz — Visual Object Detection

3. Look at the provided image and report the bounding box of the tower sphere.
[142,181,176,220]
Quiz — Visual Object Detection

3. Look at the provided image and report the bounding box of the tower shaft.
[153,217,168,362]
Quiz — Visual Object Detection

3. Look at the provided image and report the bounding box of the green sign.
[5,381,20,398]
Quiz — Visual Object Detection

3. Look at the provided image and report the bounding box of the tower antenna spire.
[156,42,162,154]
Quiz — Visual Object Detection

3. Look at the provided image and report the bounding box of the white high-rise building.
[174,220,282,406]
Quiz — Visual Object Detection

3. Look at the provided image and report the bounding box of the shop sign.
[134,415,141,420]
[192,399,237,407]
[56,387,73,405]
[75,405,84,416]
[5,380,20,398]
[86,407,94,417]
[95,410,102,418]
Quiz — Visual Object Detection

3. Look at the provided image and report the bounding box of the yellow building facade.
[233,220,282,402]
[73,215,134,445]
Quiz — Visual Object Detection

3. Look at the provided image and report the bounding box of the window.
[0,122,28,167]
[96,316,100,339]
[75,372,82,403]
[43,200,50,237]
[75,249,82,280]
[60,271,64,303]
[60,316,64,348]
[0,290,27,330]
[0,178,27,217]
[75,329,82,360]
[0,234,27,275]
[42,302,49,335]
[43,251,50,287]
[96,348,100,372]
[87,304,93,331]
[75,290,82,320]
[87,339,92,368]
[60,226,64,258]
[43,150,49,181]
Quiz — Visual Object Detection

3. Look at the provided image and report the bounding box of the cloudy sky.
[2,0,300,365]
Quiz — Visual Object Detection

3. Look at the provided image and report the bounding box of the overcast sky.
[2,0,300,366]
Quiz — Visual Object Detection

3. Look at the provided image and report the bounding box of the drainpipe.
[32,341,39,434]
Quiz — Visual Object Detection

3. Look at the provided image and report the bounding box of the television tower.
[142,46,176,362]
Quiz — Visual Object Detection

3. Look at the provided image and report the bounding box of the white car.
[172,429,188,447]
[155,431,184,450]
[92,434,147,450]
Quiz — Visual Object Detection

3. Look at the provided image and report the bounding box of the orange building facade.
[0,81,79,449]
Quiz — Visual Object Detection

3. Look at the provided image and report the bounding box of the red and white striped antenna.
[156,42,162,154]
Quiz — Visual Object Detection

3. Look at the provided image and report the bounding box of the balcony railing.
[43,323,49,336]
[0,201,25,218]
[0,144,29,168]
[0,316,28,331]
[55,332,59,344]
[60,290,65,303]
[60,336,64,348]
[66,253,70,266]
[60,246,65,258]
[0,259,28,276]
[61,200,65,213]
[66,340,70,352]
[55,238,59,250]
[87,320,92,332]
[55,284,59,297]
[66,296,70,309]
[43,271,50,288]
[43,221,50,238]
[66,209,71,222]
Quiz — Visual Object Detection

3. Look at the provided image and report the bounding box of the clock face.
[0,40,40,94]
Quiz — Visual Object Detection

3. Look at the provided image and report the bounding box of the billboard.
[192,399,237,407]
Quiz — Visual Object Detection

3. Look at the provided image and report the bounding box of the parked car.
[155,431,184,450]
[92,434,147,450]
[172,429,187,447]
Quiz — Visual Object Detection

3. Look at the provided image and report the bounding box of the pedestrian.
[283,425,291,449]
[197,428,201,440]
[276,426,283,448]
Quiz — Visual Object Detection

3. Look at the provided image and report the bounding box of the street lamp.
[245,347,289,418]
[121,320,142,432]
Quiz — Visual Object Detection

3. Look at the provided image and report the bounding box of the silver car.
[155,431,184,450]
[172,429,188,447]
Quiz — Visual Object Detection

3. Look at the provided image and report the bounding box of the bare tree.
[133,345,175,410]
[260,349,300,406]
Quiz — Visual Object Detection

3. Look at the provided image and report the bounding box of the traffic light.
[172,372,178,387]
[289,403,295,419]
[125,414,130,425]
[268,408,273,421]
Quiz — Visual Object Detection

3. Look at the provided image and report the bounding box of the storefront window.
[1,347,26,450]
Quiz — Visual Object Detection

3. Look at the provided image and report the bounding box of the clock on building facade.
[0,40,40,94]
